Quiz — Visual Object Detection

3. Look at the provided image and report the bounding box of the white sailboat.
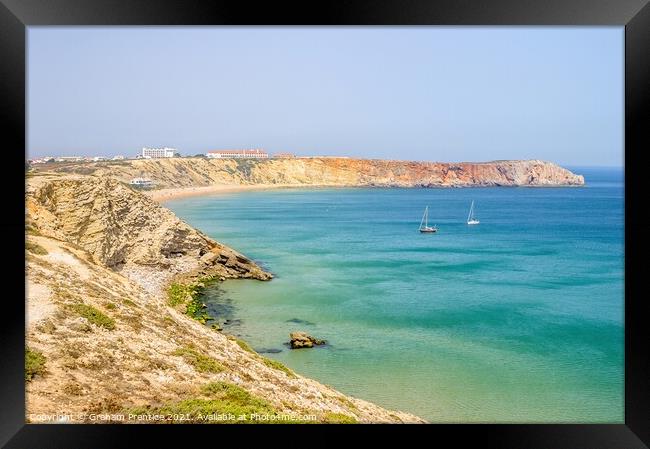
[419,206,438,233]
[467,200,480,225]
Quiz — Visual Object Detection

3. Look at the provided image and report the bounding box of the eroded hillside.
[25,175,423,423]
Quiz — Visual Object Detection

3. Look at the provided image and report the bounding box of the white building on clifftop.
[141,147,178,158]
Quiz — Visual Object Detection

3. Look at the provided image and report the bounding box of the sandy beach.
[145,183,338,202]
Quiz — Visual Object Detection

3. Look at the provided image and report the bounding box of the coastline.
[23,165,604,423]
[175,174,623,423]
[25,175,424,423]
[37,159,585,201]
[146,183,342,202]
[147,181,586,203]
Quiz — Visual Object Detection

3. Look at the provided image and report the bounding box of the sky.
[27,27,623,166]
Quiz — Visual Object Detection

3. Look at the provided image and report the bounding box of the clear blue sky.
[27,27,623,166]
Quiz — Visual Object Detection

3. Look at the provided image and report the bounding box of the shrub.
[140,398,269,423]
[185,297,211,324]
[167,283,193,307]
[125,382,314,423]
[70,303,116,330]
[261,357,296,378]
[335,396,358,411]
[321,412,358,424]
[233,338,255,354]
[167,282,212,323]
[227,336,297,378]
[172,346,224,373]
[201,381,271,410]
[25,348,46,381]
[122,298,137,307]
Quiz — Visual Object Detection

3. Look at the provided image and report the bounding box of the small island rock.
[289,331,326,349]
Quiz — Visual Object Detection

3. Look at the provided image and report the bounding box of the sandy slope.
[25,174,425,424]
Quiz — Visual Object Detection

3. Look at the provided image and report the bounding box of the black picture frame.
[2,0,648,447]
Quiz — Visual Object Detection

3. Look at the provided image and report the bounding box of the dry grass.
[320,412,358,424]
[261,357,296,379]
[62,382,84,396]
[119,311,144,333]
[68,303,116,330]
[172,346,225,374]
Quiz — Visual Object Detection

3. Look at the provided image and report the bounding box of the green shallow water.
[165,167,624,422]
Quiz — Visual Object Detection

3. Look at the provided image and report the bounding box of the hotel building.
[141,147,178,158]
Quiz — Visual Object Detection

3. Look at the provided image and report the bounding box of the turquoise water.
[164,167,624,423]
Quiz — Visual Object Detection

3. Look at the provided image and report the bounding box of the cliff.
[26,175,423,423]
[42,157,585,189]
[27,175,270,294]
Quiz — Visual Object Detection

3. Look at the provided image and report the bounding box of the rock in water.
[286,318,316,326]
[257,348,283,354]
[289,331,326,349]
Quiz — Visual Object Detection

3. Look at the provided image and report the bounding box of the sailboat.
[419,206,438,233]
[467,200,480,225]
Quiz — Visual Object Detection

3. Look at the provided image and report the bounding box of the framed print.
[1,0,649,447]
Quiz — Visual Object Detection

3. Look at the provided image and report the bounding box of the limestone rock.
[289,331,326,349]
[26,176,273,287]
[200,251,219,265]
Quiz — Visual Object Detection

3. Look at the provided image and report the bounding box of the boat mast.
[420,206,428,230]
[468,201,474,222]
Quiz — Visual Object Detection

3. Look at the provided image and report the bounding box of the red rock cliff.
[42,158,585,189]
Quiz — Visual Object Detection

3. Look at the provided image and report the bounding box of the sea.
[164,167,624,423]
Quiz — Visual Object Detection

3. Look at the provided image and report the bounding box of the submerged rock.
[257,348,283,354]
[223,318,242,326]
[286,318,316,326]
[289,331,326,349]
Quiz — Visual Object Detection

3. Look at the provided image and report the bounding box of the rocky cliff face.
[26,174,423,423]
[27,175,271,293]
[45,158,584,189]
